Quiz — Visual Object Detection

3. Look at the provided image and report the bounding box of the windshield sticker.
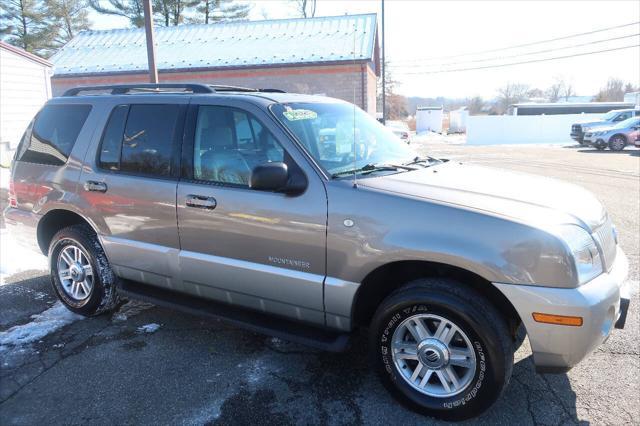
[283,109,318,121]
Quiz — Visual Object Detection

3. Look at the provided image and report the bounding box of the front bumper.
[570,133,583,142]
[494,247,629,373]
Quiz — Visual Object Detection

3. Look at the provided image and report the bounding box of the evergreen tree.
[192,0,250,24]
[88,0,144,27]
[1,0,57,56]
[46,0,91,43]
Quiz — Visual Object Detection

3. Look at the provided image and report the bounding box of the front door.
[176,101,327,326]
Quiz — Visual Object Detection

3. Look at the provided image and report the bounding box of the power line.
[391,21,640,64]
[395,44,639,75]
[390,33,640,69]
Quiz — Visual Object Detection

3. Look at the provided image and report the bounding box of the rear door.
[80,97,188,290]
[176,99,328,326]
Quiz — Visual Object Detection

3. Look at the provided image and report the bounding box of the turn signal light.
[532,312,583,327]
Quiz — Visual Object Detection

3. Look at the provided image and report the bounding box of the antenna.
[352,22,358,189]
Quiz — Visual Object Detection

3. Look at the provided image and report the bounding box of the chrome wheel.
[57,244,93,301]
[391,314,476,398]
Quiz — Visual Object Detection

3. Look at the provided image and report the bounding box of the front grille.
[593,218,617,271]
[572,124,582,133]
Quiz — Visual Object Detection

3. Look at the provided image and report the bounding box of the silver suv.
[4,84,630,420]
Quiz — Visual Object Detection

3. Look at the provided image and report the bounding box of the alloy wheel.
[391,313,477,398]
[57,244,94,301]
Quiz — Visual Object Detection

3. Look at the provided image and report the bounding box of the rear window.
[17,104,91,165]
[98,104,180,177]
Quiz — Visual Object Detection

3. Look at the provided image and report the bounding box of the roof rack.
[63,83,287,97]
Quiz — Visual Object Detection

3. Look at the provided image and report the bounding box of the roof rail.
[62,83,286,97]
[209,85,286,93]
[63,83,215,96]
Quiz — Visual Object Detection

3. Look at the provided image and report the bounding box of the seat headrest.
[200,126,233,151]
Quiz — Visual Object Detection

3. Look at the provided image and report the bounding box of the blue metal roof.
[51,13,378,76]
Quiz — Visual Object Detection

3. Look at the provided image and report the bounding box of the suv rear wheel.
[49,224,119,316]
[370,278,513,421]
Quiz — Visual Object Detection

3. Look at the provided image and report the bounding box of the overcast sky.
[89,0,640,99]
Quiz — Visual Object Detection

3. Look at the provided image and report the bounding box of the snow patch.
[137,323,161,333]
[0,167,9,190]
[0,229,48,285]
[0,302,83,352]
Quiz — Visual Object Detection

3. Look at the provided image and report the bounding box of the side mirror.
[250,162,289,192]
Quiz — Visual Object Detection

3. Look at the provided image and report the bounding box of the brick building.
[50,14,380,114]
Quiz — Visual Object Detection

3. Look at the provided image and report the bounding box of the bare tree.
[561,83,575,101]
[496,82,530,114]
[594,78,626,102]
[467,96,484,115]
[291,0,315,18]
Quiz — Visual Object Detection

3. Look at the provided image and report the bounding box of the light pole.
[143,0,159,83]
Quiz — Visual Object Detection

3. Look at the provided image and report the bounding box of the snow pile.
[0,302,83,352]
[0,229,48,285]
[137,323,161,333]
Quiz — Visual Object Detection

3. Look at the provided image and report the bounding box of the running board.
[117,280,351,352]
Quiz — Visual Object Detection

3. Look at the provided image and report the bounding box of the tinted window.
[194,106,284,186]
[99,105,128,171]
[120,104,180,177]
[18,104,91,165]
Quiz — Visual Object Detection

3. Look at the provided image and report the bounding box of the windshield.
[271,102,415,177]
[602,110,620,120]
[613,116,640,129]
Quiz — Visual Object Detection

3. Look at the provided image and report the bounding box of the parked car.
[583,117,640,151]
[385,120,411,143]
[4,84,630,421]
[570,108,639,144]
[630,125,640,148]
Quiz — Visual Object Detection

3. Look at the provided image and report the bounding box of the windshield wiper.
[331,163,408,178]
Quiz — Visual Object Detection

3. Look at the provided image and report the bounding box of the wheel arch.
[609,133,628,144]
[37,209,98,255]
[351,260,522,336]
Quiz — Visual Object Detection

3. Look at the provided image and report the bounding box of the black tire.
[49,224,119,316]
[595,142,607,151]
[608,135,626,151]
[370,278,513,421]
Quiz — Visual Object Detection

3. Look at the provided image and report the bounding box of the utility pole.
[381,0,386,124]
[143,0,159,83]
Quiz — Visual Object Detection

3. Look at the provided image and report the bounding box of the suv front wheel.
[370,278,513,421]
[49,224,119,316]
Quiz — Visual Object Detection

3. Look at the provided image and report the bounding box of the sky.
[88,0,640,99]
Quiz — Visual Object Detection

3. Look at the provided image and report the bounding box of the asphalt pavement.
[0,142,638,425]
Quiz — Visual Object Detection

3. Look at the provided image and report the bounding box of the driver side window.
[193,106,285,186]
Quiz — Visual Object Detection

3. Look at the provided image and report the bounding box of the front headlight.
[556,225,603,285]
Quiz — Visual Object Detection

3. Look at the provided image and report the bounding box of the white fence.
[466,113,603,145]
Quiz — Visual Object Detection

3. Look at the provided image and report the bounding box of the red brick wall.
[52,63,378,114]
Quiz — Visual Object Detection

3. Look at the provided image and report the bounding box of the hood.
[576,120,608,128]
[360,162,606,231]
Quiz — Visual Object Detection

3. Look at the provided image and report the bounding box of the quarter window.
[193,106,284,186]
[17,104,91,165]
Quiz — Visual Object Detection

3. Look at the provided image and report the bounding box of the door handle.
[186,194,217,210]
[84,181,108,193]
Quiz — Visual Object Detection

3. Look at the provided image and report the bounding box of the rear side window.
[17,104,91,165]
[98,104,180,177]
